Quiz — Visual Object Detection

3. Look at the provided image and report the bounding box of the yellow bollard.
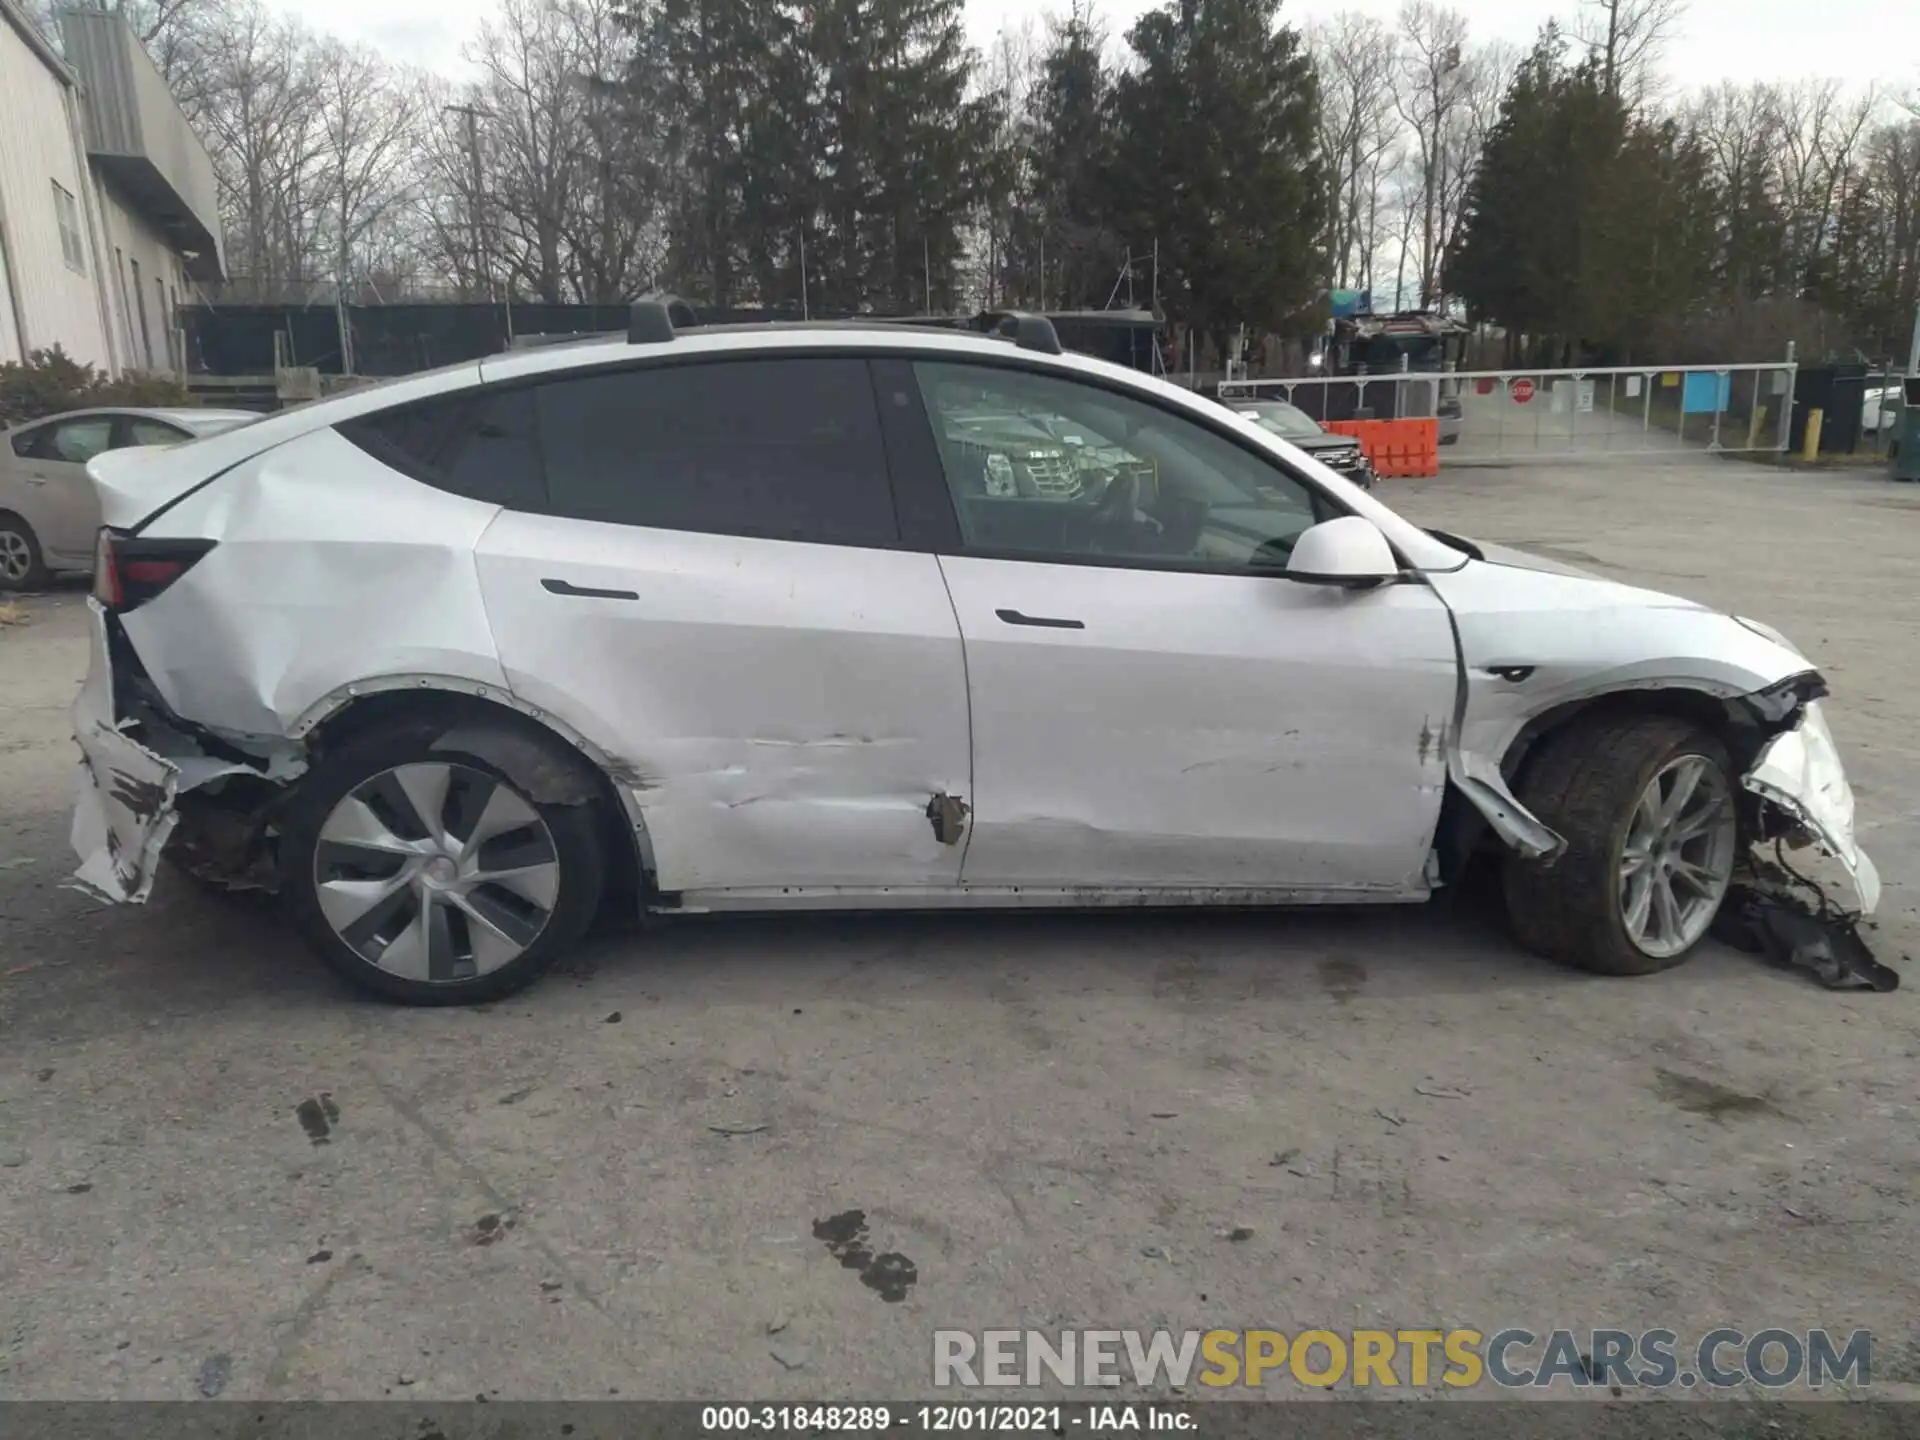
[1802,407,1823,462]
[1747,403,1768,451]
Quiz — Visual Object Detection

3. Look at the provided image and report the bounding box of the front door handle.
[996,608,1085,630]
[542,578,639,601]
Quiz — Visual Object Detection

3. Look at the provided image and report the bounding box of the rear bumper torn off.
[69,600,258,904]
[72,725,181,905]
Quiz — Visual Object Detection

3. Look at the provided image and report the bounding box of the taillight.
[92,529,121,608]
[92,530,214,612]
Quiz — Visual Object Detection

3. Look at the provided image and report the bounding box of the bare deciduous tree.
[430,0,662,304]
[192,0,331,296]
[1573,0,1686,104]
[313,41,420,293]
[1393,1,1473,308]
[1773,79,1881,287]
[1312,13,1399,295]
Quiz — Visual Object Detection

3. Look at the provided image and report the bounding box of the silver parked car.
[0,407,258,589]
[69,309,1877,1005]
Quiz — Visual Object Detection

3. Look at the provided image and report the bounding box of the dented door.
[940,557,1459,891]
[479,521,971,892]
[474,356,972,894]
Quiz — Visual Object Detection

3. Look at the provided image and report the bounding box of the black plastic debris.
[1714,887,1899,992]
[197,1353,231,1398]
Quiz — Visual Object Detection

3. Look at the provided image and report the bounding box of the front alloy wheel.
[1617,754,1737,959]
[1504,715,1741,977]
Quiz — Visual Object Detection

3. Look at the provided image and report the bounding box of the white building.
[0,1,224,374]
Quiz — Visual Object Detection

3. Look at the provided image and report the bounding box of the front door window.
[913,361,1331,570]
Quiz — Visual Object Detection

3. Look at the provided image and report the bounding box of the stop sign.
[1511,378,1536,404]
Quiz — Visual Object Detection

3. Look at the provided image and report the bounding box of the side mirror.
[1286,516,1401,588]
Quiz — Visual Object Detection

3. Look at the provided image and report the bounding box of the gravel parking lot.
[2,453,1917,1406]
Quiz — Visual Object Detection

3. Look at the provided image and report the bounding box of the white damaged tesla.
[68,308,1878,1004]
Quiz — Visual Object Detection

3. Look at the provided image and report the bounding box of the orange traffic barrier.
[1318,418,1438,478]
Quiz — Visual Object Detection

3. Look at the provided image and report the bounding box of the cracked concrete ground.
[1,454,1917,1406]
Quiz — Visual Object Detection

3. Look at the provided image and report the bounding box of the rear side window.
[338,388,544,509]
[47,417,116,463]
[123,418,190,448]
[535,358,899,547]
[9,426,40,457]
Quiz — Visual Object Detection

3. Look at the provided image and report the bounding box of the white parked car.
[1861,383,1902,435]
[69,309,1877,1004]
[1,406,259,589]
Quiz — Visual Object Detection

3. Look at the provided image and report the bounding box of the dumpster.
[1892,377,1920,482]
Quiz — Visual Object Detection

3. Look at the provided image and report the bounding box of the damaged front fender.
[1445,691,1878,921]
[1447,748,1564,861]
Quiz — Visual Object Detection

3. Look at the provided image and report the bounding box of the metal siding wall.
[0,21,111,368]
[93,176,183,371]
[61,9,224,276]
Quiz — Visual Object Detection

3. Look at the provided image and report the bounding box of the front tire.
[1504,715,1739,976]
[0,512,50,591]
[280,724,606,1005]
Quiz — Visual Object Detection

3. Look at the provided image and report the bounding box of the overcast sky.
[286,0,1920,95]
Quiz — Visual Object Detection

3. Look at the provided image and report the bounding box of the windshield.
[1237,402,1325,441]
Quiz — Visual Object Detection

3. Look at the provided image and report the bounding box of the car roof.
[126,317,1469,573]
[475,321,1051,386]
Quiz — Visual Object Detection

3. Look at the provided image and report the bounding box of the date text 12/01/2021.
[699,1405,1193,1433]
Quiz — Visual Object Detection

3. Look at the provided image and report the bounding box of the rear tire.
[0,512,49,591]
[1504,715,1739,977]
[280,722,606,1005]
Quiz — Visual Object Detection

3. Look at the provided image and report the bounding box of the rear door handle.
[542,578,639,601]
[996,608,1085,630]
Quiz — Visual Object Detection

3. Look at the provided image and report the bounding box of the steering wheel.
[1082,469,1141,553]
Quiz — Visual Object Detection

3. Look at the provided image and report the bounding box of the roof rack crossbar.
[997,312,1064,356]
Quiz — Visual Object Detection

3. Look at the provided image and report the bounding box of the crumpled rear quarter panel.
[122,427,512,737]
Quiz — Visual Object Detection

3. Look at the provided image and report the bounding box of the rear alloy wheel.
[0,514,49,591]
[1504,715,1739,976]
[283,728,604,1004]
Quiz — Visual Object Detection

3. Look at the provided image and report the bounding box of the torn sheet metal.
[1447,748,1564,860]
[70,601,257,903]
[1427,551,1843,867]
[926,791,970,846]
[1742,701,1880,917]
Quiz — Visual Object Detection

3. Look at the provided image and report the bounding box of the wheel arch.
[1445,676,1822,877]
[1500,685,1764,792]
[295,680,655,912]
